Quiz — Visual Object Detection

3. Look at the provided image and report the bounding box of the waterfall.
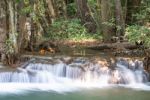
[0,57,149,93]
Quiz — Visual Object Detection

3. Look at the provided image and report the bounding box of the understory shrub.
[125,25,150,47]
[47,18,102,41]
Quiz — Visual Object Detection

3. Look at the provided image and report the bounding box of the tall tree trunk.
[0,0,19,65]
[75,0,96,33]
[100,0,112,42]
[8,0,18,53]
[28,0,38,51]
[45,0,56,23]
[96,0,102,34]
[17,1,27,52]
[115,0,125,42]
[0,0,7,62]
[53,0,67,18]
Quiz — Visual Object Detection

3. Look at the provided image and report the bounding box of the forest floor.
[47,39,102,47]
[45,39,149,53]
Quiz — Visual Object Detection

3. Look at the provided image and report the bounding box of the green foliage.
[88,0,97,8]
[36,0,45,17]
[87,0,115,34]
[125,25,150,47]
[15,0,21,3]
[88,0,100,33]
[133,0,150,24]
[5,33,18,54]
[67,3,77,16]
[21,6,33,15]
[20,0,45,23]
[102,18,116,27]
[124,0,150,48]
[47,18,102,41]
[5,39,14,54]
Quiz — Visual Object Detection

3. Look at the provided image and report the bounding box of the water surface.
[0,87,150,100]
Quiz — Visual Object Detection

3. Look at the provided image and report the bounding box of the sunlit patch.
[48,48,55,53]
[39,49,46,55]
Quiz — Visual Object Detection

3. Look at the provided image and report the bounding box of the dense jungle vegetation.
[0,0,150,65]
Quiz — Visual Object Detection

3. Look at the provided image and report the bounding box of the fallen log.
[87,42,138,51]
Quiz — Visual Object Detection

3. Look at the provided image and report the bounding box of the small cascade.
[0,57,149,86]
[113,58,149,84]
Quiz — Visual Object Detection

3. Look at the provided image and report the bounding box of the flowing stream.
[0,56,150,100]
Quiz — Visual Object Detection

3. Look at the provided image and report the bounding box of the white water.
[0,57,150,94]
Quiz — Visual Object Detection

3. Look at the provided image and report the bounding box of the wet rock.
[60,57,73,64]
[117,58,129,68]
[135,60,144,70]
[128,60,136,70]
[109,70,128,84]
[109,70,122,84]
[16,68,27,73]
[27,69,37,76]
[143,56,150,72]
[73,58,87,64]
[142,71,149,82]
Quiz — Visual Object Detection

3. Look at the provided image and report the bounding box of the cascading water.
[0,57,150,93]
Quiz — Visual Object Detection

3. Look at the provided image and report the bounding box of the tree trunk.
[96,0,102,34]
[45,0,56,23]
[0,0,7,61]
[115,0,125,42]
[0,0,20,65]
[75,0,96,33]
[100,0,112,42]
[8,0,18,53]
[52,0,67,18]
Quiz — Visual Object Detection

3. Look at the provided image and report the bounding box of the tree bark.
[52,0,67,18]
[0,0,20,65]
[75,0,97,33]
[115,0,125,42]
[100,0,112,42]
[8,0,19,53]
[0,0,7,59]
[45,0,56,23]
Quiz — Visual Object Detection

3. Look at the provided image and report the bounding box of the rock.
[20,58,36,68]
[38,41,60,54]
[16,68,27,73]
[117,58,129,67]
[61,57,73,65]
[128,60,136,70]
[27,69,37,76]
[143,56,150,72]
[135,60,143,70]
